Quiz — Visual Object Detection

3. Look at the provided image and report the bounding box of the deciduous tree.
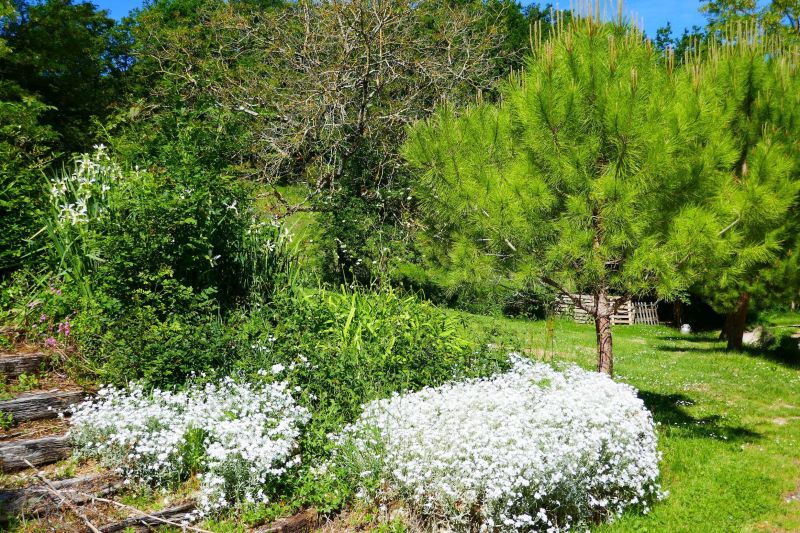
[0,0,57,276]
[0,0,129,153]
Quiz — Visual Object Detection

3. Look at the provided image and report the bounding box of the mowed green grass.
[451,311,800,533]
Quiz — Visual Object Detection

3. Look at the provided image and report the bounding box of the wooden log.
[0,352,48,380]
[258,509,319,533]
[0,390,86,423]
[0,435,70,472]
[0,473,121,518]
[99,502,197,533]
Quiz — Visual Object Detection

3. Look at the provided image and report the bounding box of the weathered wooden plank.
[556,293,652,325]
[0,473,121,518]
[99,502,196,533]
[0,353,48,380]
[0,435,71,472]
[0,390,86,423]
[258,509,319,533]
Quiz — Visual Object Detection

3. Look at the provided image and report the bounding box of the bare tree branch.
[23,459,103,533]
[540,276,598,315]
[131,0,513,216]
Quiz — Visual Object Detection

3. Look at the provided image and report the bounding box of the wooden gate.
[554,294,659,325]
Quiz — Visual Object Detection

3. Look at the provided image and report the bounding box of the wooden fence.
[554,294,659,325]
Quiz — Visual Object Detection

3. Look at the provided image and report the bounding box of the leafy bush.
[231,288,508,455]
[61,285,506,516]
[1,148,296,384]
[502,283,557,319]
[44,147,294,308]
[71,277,233,386]
[0,95,56,278]
[334,357,663,532]
[0,270,77,348]
[317,193,414,286]
[391,261,556,318]
[70,377,310,514]
[757,326,800,367]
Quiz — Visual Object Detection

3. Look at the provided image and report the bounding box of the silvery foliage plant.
[334,356,664,532]
[70,377,309,514]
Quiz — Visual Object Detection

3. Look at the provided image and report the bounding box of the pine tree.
[403,13,731,376]
[690,31,800,350]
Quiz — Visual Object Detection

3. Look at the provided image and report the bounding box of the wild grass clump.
[333,357,663,532]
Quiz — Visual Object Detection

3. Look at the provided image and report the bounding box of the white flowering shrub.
[70,377,310,513]
[335,357,663,532]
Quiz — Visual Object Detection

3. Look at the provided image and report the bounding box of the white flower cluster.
[70,377,310,514]
[49,145,123,226]
[336,357,663,532]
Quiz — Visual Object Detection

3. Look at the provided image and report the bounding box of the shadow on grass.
[654,344,721,353]
[638,391,760,443]
[657,334,722,344]
[654,335,800,369]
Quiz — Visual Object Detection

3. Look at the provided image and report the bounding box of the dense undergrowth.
[1,142,798,532]
[0,147,518,526]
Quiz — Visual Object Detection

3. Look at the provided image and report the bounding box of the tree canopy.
[403,12,800,372]
[690,34,800,348]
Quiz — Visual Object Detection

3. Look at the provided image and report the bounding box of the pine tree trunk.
[673,300,683,326]
[595,289,613,376]
[725,292,750,352]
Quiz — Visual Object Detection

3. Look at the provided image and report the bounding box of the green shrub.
[0,86,58,279]
[317,194,415,287]
[72,275,234,386]
[44,148,294,308]
[392,263,555,319]
[230,287,508,456]
[3,148,295,385]
[0,270,80,349]
[501,283,557,319]
[758,326,800,367]
[0,267,233,386]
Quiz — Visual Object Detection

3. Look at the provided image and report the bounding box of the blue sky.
[93,0,140,19]
[95,0,708,39]
[623,0,707,37]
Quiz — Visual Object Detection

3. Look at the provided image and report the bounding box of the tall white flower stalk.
[49,145,120,227]
[45,146,129,297]
[334,357,663,532]
[70,377,310,514]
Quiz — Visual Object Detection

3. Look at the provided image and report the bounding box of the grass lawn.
[450,311,800,533]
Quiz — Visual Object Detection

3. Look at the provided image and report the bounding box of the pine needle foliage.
[403,13,747,374]
[688,25,800,347]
